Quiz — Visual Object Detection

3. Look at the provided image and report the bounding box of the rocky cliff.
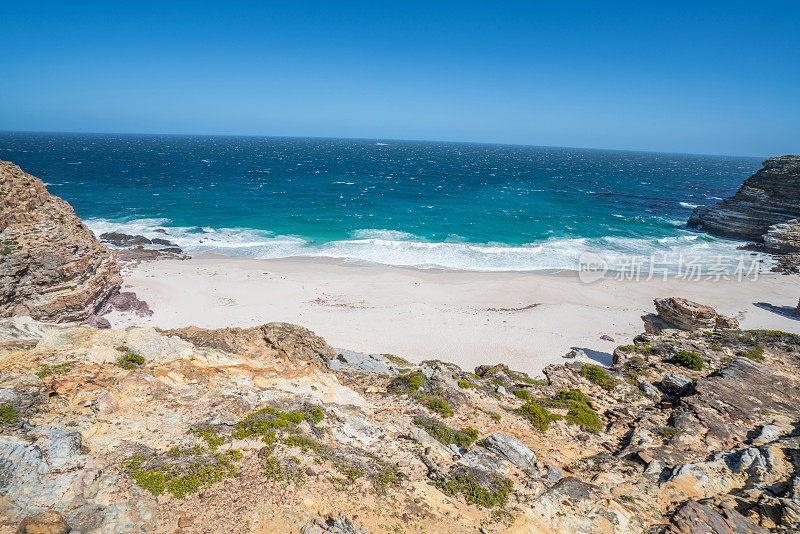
[1,300,799,533]
[0,161,121,322]
[687,155,800,243]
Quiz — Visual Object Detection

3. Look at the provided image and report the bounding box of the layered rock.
[687,155,800,241]
[644,296,739,333]
[2,298,800,532]
[0,161,121,322]
[763,219,800,253]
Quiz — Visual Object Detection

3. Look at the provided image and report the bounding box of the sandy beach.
[107,255,800,376]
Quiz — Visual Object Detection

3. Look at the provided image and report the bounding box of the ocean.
[0,131,764,272]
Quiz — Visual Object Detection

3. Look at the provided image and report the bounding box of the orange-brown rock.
[0,160,121,322]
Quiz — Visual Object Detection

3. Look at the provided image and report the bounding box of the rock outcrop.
[644,297,739,333]
[0,161,121,322]
[1,298,799,532]
[763,218,800,253]
[687,155,800,241]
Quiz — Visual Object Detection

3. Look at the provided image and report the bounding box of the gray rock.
[482,433,536,471]
[448,443,465,457]
[0,387,20,406]
[639,382,661,398]
[754,424,783,444]
[660,373,693,396]
[495,385,508,396]
[329,349,398,375]
[300,513,369,534]
[563,349,586,359]
[30,425,84,469]
[457,447,507,476]
[544,465,564,483]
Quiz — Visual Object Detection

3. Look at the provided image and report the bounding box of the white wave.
[82,218,771,274]
[679,202,699,209]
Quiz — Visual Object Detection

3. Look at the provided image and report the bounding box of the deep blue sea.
[0,132,764,271]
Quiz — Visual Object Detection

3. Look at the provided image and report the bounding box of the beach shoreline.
[108,254,800,376]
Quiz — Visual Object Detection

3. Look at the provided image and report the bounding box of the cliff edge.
[688,155,800,243]
[0,160,121,322]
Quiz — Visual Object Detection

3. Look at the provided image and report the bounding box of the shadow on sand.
[753,302,800,321]
[571,347,613,366]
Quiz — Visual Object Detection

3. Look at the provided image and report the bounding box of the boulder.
[329,349,398,375]
[660,373,692,396]
[652,297,738,331]
[15,510,70,534]
[0,161,121,322]
[482,433,536,471]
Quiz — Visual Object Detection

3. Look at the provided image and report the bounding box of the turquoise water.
[0,132,763,271]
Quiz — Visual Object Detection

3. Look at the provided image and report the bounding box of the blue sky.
[0,1,797,156]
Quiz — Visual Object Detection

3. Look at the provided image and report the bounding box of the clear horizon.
[1,2,798,157]
[0,129,770,159]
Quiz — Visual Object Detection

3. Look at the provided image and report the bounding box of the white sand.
[108,255,800,376]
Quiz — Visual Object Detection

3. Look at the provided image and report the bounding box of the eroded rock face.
[687,155,800,241]
[763,219,800,253]
[0,161,121,322]
[162,322,336,368]
[650,297,739,332]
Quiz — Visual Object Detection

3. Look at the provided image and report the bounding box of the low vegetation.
[413,417,478,448]
[579,365,617,391]
[672,350,704,371]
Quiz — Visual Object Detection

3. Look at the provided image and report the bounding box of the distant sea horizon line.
[0,129,769,160]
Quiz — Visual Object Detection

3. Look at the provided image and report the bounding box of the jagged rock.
[639,382,661,398]
[330,349,398,375]
[98,291,153,317]
[0,161,121,322]
[80,314,111,329]
[687,155,800,241]
[521,477,646,532]
[763,218,800,253]
[677,357,800,450]
[163,322,336,368]
[301,513,370,534]
[482,433,537,471]
[563,349,587,359]
[115,245,188,263]
[666,499,768,534]
[652,297,738,331]
[99,232,152,247]
[660,373,692,396]
[15,510,70,534]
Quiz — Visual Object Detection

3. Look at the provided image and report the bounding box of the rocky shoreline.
[688,155,800,273]
[2,159,800,533]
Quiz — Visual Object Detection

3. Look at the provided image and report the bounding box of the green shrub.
[579,365,617,391]
[387,371,426,393]
[413,417,478,448]
[738,345,765,362]
[513,388,530,401]
[565,401,602,432]
[457,379,475,389]
[0,404,19,426]
[518,402,556,431]
[420,395,454,418]
[115,353,144,370]
[434,468,514,507]
[673,350,703,371]
[555,389,589,405]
